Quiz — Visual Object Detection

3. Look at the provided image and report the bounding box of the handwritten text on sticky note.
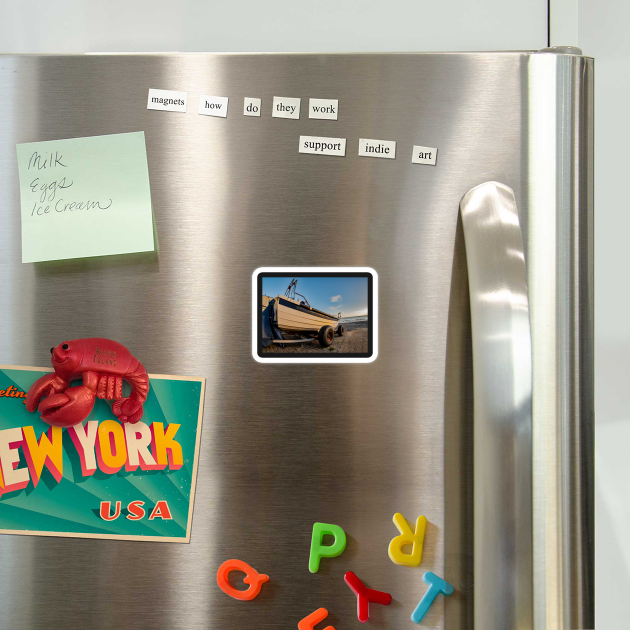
[17,132,155,263]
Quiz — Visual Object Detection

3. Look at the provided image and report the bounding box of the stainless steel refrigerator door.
[0,52,593,629]
[460,181,533,630]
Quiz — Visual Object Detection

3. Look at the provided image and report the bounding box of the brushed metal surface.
[527,52,595,629]
[0,52,593,629]
[460,182,533,630]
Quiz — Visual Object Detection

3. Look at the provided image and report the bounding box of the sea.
[339,315,368,324]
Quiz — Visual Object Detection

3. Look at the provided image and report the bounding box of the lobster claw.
[112,398,144,424]
[37,386,96,428]
[25,373,67,413]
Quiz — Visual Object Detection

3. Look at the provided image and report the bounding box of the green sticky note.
[16,132,155,263]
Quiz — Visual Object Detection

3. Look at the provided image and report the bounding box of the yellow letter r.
[388,512,427,567]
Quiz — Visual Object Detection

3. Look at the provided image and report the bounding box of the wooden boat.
[275,295,340,332]
[270,279,344,347]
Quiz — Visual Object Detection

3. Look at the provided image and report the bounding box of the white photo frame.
[252,267,378,364]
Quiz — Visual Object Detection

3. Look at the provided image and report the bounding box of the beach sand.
[262,322,368,354]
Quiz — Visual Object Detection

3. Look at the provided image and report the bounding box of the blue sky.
[263,276,368,317]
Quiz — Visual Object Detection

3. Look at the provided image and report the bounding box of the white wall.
[577,1,629,627]
[0,0,547,53]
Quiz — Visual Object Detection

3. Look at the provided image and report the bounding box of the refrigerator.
[0,50,593,629]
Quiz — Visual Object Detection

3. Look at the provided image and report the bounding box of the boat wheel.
[318,325,334,347]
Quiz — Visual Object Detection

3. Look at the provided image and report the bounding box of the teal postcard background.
[0,367,204,542]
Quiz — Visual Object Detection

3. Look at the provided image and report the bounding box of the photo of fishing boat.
[275,278,343,345]
[258,274,372,357]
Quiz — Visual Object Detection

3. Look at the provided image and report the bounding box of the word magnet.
[198,95,228,118]
[411,572,454,624]
[147,88,187,112]
[388,512,427,566]
[272,96,300,119]
[309,522,346,573]
[244,97,262,116]
[411,145,438,165]
[308,98,338,120]
[358,138,396,159]
[216,559,269,601]
[344,571,392,622]
[299,136,346,157]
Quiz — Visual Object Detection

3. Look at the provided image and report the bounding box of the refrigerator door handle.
[460,182,533,629]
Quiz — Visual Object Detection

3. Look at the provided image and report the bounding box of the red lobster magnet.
[26,338,149,428]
